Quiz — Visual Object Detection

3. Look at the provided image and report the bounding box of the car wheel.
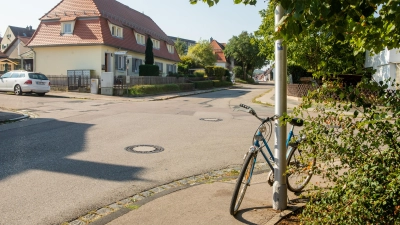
[14,85,22,95]
[37,93,45,96]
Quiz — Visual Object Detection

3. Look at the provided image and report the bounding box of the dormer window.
[61,21,75,35]
[167,44,174,54]
[135,32,145,45]
[109,23,123,38]
[152,39,160,49]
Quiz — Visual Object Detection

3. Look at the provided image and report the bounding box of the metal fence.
[47,75,99,91]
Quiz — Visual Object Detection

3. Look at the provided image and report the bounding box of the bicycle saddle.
[290,118,304,127]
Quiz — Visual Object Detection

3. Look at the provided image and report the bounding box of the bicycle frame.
[247,123,297,180]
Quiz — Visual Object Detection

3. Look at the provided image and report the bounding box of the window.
[1,72,11,78]
[155,62,163,72]
[109,23,123,38]
[167,44,174,54]
[115,55,126,70]
[61,22,75,34]
[135,32,145,45]
[152,39,160,49]
[166,64,176,73]
[132,58,143,73]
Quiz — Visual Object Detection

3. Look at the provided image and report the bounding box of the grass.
[125,204,141,210]
[252,89,274,106]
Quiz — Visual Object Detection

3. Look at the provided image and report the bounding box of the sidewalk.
[0,108,30,123]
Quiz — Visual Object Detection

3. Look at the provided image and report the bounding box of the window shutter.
[115,55,118,69]
[160,63,163,72]
[124,56,127,70]
[132,58,136,72]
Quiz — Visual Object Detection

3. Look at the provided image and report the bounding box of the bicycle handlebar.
[239,104,277,122]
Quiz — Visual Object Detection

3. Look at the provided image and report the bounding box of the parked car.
[0,70,50,96]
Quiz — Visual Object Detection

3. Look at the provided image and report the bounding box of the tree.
[187,40,216,67]
[190,0,400,54]
[174,38,187,56]
[256,3,366,78]
[224,31,267,80]
[145,36,154,65]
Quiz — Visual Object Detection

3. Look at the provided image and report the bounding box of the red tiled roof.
[211,40,227,63]
[29,0,180,62]
[0,51,7,58]
[18,36,32,45]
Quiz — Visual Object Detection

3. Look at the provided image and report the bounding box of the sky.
[0,0,268,44]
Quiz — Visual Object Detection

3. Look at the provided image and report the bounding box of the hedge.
[193,80,213,89]
[129,83,195,96]
[139,65,159,76]
[177,83,195,91]
[212,80,233,87]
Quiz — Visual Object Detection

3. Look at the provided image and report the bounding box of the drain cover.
[200,118,223,122]
[125,145,164,154]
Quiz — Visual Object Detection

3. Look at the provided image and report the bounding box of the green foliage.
[212,80,233,87]
[178,55,199,74]
[145,37,154,65]
[193,80,213,89]
[291,79,400,224]
[224,31,267,80]
[193,70,205,78]
[188,40,216,67]
[204,66,214,77]
[213,67,225,80]
[139,65,159,76]
[288,65,312,84]
[232,66,243,78]
[174,38,187,56]
[129,83,195,96]
[129,84,180,95]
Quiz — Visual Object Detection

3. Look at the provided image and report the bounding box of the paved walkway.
[1,83,312,225]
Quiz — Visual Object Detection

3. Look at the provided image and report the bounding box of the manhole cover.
[125,145,164,154]
[200,118,223,122]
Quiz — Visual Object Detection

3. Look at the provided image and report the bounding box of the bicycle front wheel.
[286,146,316,192]
[230,152,257,216]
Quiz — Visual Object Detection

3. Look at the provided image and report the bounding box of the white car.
[0,70,50,96]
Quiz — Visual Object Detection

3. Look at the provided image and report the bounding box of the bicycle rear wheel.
[286,146,316,192]
[230,152,257,216]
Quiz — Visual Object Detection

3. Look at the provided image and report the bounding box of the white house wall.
[365,48,400,88]
[34,46,102,75]
[0,27,16,51]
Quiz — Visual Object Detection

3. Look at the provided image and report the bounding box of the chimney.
[210,37,213,42]
[29,26,32,31]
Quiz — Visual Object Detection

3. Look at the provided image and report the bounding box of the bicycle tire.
[286,146,316,192]
[230,152,257,216]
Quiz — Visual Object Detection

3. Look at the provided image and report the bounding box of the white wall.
[365,48,399,88]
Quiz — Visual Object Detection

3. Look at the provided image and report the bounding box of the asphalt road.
[0,84,276,224]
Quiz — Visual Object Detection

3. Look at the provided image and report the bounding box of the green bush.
[193,80,213,89]
[129,84,179,95]
[214,66,225,80]
[194,70,205,78]
[205,66,214,77]
[212,80,233,87]
[291,79,400,224]
[139,65,159,76]
[177,83,194,91]
[233,66,243,78]
[288,64,312,83]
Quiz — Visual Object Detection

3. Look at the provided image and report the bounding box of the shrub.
[212,80,233,87]
[288,64,312,84]
[291,79,400,224]
[233,66,243,78]
[193,80,213,89]
[139,65,159,76]
[194,70,205,78]
[177,83,194,91]
[205,66,214,77]
[129,84,179,95]
[214,66,225,80]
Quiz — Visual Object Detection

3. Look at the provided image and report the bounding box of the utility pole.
[273,4,287,211]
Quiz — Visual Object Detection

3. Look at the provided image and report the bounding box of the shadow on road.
[0,118,145,181]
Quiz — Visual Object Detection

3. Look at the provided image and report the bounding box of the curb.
[0,114,30,124]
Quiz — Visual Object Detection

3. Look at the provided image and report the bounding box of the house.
[210,37,234,71]
[168,36,196,55]
[0,26,35,71]
[1,26,35,52]
[27,0,180,77]
[365,48,400,89]
[0,51,18,73]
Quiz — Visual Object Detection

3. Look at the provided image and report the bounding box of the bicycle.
[230,104,315,216]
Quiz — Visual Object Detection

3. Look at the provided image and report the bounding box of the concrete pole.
[273,4,287,210]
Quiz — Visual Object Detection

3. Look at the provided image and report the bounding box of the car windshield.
[28,73,48,80]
